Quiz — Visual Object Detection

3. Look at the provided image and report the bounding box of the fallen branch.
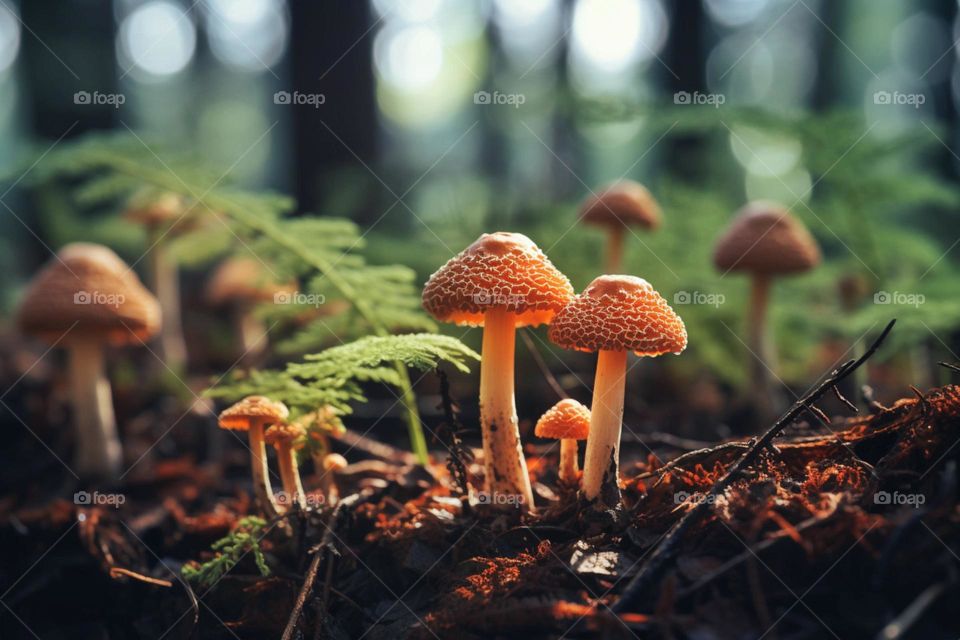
[612,319,896,614]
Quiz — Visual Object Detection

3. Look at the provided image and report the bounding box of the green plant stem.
[97,154,430,465]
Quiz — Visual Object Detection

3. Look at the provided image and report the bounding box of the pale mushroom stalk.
[479,307,534,508]
[275,441,306,509]
[558,439,579,484]
[605,227,625,273]
[747,273,776,404]
[67,339,122,478]
[248,419,280,517]
[236,306,269,357]
[148,228,187,372]
[582,349,627,504]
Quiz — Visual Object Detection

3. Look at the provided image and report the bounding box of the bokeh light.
[492,0,562,67]
[570,0,667,74]
[704,0,769,28]
[374,23,444,91]
[117,1,196,80]
[0,3,21,75]
[204,0,289,73]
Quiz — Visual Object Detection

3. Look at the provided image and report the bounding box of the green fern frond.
[181,516,270,589]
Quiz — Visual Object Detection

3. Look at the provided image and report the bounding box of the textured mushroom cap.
[422,232,574,327]
[264,421,305,445]
[713,202,821,275]
[16,243,161,345]
[206,258,295,306]
[218,395,290,431]
[549,275,687,356]
[579,180,662,230]
[323,453,348,471]
[535,398,591,440]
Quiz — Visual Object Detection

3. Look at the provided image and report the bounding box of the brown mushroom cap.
[422,232,574,327]
[123,190,189,228]
[579,180,661,230]
[549,275,687,356]
[713,202,821,275]
[16,243,161,344]
[218,395,290,431]
[535,398,591,440]
[264,421,305,446]
[205,258,296,306]
[323,453,348,471]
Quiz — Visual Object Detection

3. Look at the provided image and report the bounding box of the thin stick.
[612,319,896,614]
[937,361,960,374]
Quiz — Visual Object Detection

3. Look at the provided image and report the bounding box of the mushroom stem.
[559,438,579,485]
[67,340,122,479]
[319,473,338,506]
[479,307,534,510]
[275,442,306,510]
[606,227,625,273]
[148,230,187,372]
[582,348,627,507]
[248,421,280,518]
[748,274,776,416]
[236,308,268,361]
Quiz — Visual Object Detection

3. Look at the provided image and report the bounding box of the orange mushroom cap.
[323,453,348,471]
[535,398,591,440]
[206,258,296,307]
[579,180,661,231]
[549,275,687,356]
[422,232,574,327]
[218,395,290,431]
[17,243,161,345]
[264,421,305,446]
[713,202,820,275]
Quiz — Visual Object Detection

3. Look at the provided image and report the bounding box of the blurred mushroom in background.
[578,180,662,272]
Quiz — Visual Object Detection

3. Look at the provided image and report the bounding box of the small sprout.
[16,243,160,480]
[535,399,591,487]
[264,421,307,510]
[578,180,661,272]
[320,453,347,506]
[423,232,574,511]
[298,406,346,484]
[550,275,687,510]
[218,396,289,518]
[182,516,270,589]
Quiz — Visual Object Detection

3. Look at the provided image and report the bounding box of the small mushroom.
[535,399,591,487]
[713,203,820,416]
[550,275,686,509]
[264,421,306,510]
[124,189,196,372]
[218,395,289,518]
[579,180,661,272]
[320,453,347,506]
[205,257,295,363]
[423,232,574,510]
[16,243,160,480]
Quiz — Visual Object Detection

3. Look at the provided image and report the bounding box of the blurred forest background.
[3,0,960,426]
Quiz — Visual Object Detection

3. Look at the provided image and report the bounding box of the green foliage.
[181,516,270,589]
[206,333,480,418]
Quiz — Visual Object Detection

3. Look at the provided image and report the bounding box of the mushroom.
[264,421,307,510]
[579,180,662,272]
[320,453,347,506]
[422,232,574,510]
[535,399,591,487]
[205,257,295,362]
[124,189,196,372]
[16,243,160,479]
[549,275,686,509]
[217,395,289,518]
[713,203,820,415]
